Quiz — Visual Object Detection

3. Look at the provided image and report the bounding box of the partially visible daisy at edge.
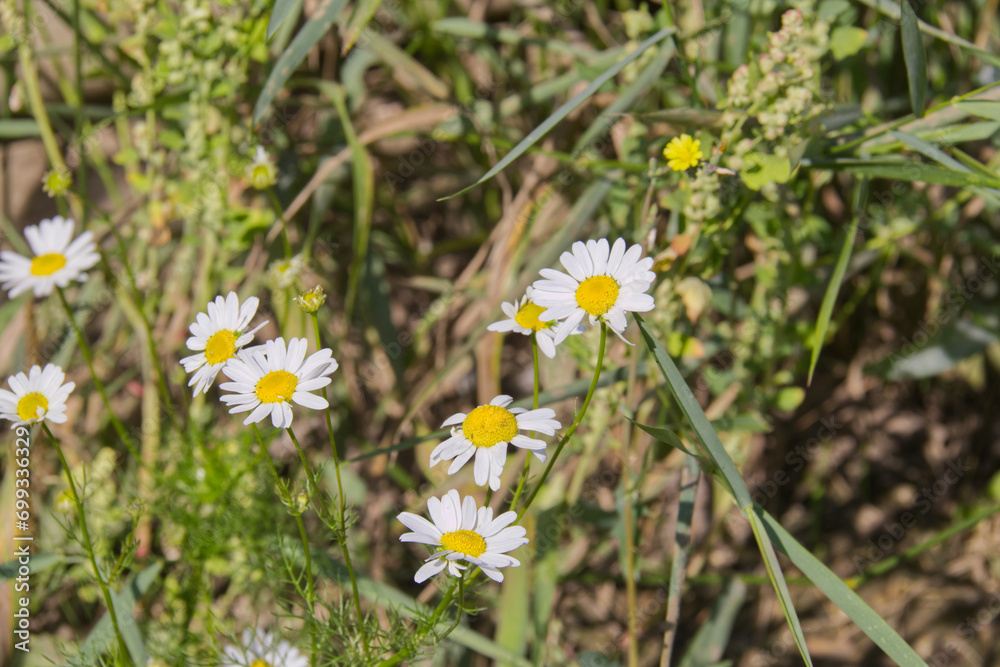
[0,216,99,298]
[180,292,267,395]
[0,363,75,428]
[219,627,308,667]
[663,133,703,171]
[486,286,583,359]
[430,394,561,491]
[220,337,337,429]
[531,237,656,345]
[397,489,529,583]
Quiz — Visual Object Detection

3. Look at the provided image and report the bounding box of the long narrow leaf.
[758,508,928,666]
[806,159,1000,188]
[266,0,302,39]
[808,179,869,385]
[253,0,350,125]
[570,40,675,158]
[900,0,928,118]
[439,27,676,201]
[635,315,813,666]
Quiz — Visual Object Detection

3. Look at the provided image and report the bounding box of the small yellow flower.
[42,169,72,197]
[663,135,703,171]
[294,285,326,313]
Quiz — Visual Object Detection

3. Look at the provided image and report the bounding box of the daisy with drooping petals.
[0,216,99,298]
[663,134,703,171]
[531,238,656,345]
[430,395,560,491]
[219,627,308,667]
[486,286,582,359]
[180,292,267,395]
[397,489,529,583]
[220,337,337,429]
[0,363,75,428]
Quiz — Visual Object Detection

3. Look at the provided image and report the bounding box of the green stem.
[309,312,369,656]
[55,286,139,459]
[253,425,317,667]
[42,423,130,662]
[831,80,1000,154]
[507,336,541,512]
[516,324,607,521]
[267,187,292,258]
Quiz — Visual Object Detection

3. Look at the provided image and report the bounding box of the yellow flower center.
[204,330,238,365]
[514,301,549,331]
[575,275,620,316]
[440,529,487,558]
[250,661,271,667]
[30,253,67,276]
[663,135,703,171]
[255,370,298,403]
[462,405,518,448]
[17,392,49,421]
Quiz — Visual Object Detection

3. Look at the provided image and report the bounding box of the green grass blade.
[677,577,746,667]
[266,0,302,39]
[900,0,928,118]
[252,0,350,125]
[625,415,700,458]
[855,0,1000,66]
[956,100,1000,121]
[635,315,813,666]
[757,508,928,666]
[0,118,41,138]
[746,511,812,666]
[889,130,968,172]
[323,82,375,323]
[635,315,747,507]
[806,159,1000,188]
[439,27,676,201]
[807,179,869,385]
[570,40,675,158]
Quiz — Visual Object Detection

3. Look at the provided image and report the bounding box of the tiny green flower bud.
[42,168,72,197]
[295,285,326,313]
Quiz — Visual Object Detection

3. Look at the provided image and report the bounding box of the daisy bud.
[42,168,72,197]
[294,285,326,313]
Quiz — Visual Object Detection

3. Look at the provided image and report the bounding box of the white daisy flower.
[531,237,656,344]
[397,489,529,583]
[430,395,560,491]
[180,292,267,395]
[0,363,75,428]
[0,216,99,298]
[486,286,582,359]
[219,627,308,667]
[247,146,278,190]
[219,337,337,429]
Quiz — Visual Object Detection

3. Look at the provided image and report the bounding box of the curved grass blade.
[570,39,675,158]
[758,508,928,666]
[635,315,813,667]
[252,0,350,125]
[267,0,302,39]
[900,0,928,118]
[439,27,676,201]
[807,179,869,385]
